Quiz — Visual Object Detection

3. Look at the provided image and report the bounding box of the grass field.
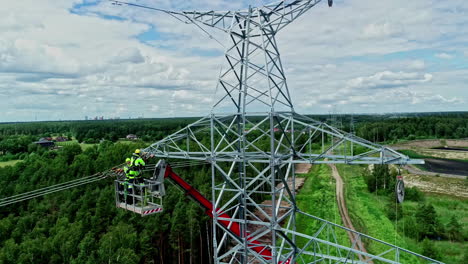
[337,164,429,263]
[433,240,467,264]
[295,164,350,261]
[404,193,468,263]
[56,139,98,150]
[337,164,468,263]
[0,159,21,168]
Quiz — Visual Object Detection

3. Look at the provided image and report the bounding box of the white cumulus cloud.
[361,22,402,39]
[435,53,454,59]
[347,71,433,90]
[1,0,468,121]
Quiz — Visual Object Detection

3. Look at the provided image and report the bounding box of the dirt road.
[295,163,312,174]
[328,164,373,263]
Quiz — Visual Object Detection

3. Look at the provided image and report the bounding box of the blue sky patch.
[137,26,164,42]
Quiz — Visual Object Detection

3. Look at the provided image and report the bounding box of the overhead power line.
[0,160,209,207]
[0,170,116,207]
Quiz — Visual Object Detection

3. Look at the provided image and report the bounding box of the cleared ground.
[421,158,468,176]
[0,160,21,168]
[390,139,468,149]
[295,163,312,174]
[391,139,468,197]
[404,173,468,198]
[392,139,468,179]
[417,148,468,160]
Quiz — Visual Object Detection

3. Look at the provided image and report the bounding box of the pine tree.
[446,215,462,242]
[415,204,444,240]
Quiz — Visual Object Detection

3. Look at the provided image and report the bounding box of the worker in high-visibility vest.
[124,158,139,184]
[123,157,138,204]
[130,149,146,184]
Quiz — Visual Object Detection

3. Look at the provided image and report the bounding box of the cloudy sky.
[1,0,467,122]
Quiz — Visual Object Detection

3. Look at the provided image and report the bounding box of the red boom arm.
[163,164,274,261]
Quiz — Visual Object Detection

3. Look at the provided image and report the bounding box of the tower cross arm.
[180,10,238,32]
[259,0,323,32]
[109,0,241,32]
[183,0,326,33]
[110,0,328,33]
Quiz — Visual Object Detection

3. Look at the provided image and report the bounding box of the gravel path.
[328,164,373,263]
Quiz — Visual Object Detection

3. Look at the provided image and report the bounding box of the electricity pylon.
[112,1,440,263]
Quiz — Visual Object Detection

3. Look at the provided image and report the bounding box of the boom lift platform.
[114,160,277,261]
[114,160,166,216]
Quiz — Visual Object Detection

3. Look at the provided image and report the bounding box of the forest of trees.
[0,112,467,263]
[355,113,468,142]
[0,142,214,263]
[0,118,198,145]
[1,112,467,152]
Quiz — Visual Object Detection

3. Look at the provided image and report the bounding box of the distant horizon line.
[1,110,467,124]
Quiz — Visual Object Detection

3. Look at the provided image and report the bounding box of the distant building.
[126,134,138,140]
[35,139,55,148]
[55,136,69,142]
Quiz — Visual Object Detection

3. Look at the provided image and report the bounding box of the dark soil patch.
[432,147,468,152]
[422,158,468,176]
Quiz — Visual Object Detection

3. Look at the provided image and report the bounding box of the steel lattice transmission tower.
[112,1,439,263]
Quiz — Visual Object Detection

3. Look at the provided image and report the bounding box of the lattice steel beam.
[111,1,438,263]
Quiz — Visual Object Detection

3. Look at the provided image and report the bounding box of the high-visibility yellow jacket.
[130,154,146,177]
[124,165,138,179]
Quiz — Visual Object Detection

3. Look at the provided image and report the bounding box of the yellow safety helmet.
[134,149,141,154]
[125,158,131,163]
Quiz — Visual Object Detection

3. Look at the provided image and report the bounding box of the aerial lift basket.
[114,160,166,216]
